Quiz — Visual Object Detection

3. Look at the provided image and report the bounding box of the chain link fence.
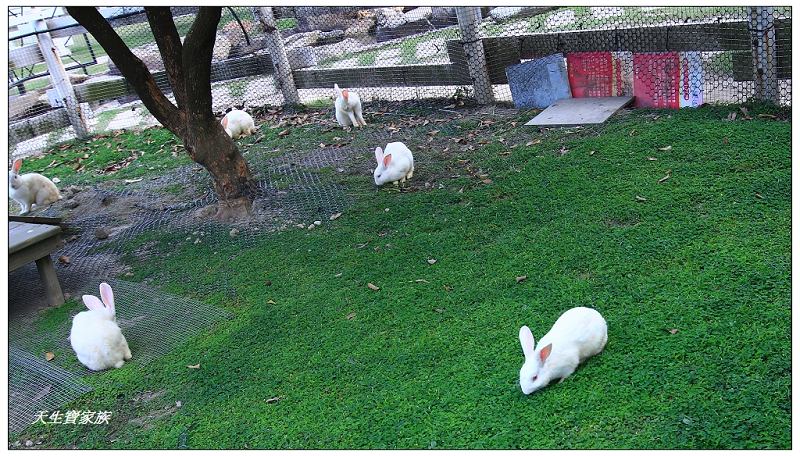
[8,6,792,159]
[6,5,792,437]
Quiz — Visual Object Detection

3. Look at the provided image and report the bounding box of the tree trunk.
[185,119,253,221]
[67,6,254,221]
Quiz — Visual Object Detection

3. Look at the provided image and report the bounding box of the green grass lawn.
[13,105,790,449]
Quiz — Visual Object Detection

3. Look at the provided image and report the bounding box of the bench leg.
[35,255,65,307]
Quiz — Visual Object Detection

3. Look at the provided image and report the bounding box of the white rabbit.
[221,109,257,139]
[70,283,132,371]
[8,158,60,215]
[373,142,414,186]
[334,83,366,128]
[519,307,607,395]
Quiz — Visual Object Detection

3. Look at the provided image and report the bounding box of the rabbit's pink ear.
[82,295,104,311]
[374,147,383,163]
[99,283,115,316]
[519,326,535,359]
[12,159,22,173]
[539,343,553,364]
[342,89,349,101]
[221,115,228,128]
[383,154,392,168]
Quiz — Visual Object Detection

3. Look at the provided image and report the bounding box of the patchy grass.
[276,17,298,31]
[19,128,191,187]
[14,105,790,449]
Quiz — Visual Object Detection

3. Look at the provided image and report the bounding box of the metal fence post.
[748,6,778,104]
[255,6,301,106]
[33,16,89,138]
[456,6,495,105]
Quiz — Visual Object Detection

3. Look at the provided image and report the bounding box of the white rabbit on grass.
[373,142,414,186]
[8,158,60,215]
[334,84,366,128]
[70,283,132,371]
[519,307,607,395]
[221,109,257,139]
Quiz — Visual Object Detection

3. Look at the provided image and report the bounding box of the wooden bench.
[9,221,65,306]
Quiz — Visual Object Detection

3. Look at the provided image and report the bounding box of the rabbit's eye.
[532,376,538,381]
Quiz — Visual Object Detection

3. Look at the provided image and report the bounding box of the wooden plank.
[35,254,66,306]
[9,233,63,271]
[525,96,634,127]
[34,18,89,138]
[513,17,792,57]
[9,222,62,254]
[9,44,44,68]
[9,108,71,144]
[8,215,63,226]
[293,63,472,89]
[732,51,791,81]
[446,36,521,84]
[74,53,275,103]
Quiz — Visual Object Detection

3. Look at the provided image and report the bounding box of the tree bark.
[65,7,186,137]
[181,7,253,219]
[145,7,187,111]
[67,6,253,220]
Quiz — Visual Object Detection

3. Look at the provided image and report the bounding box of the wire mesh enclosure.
[5,5,793,438]
[8,6,792,158]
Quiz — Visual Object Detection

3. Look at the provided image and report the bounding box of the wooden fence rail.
[9,14,792,146]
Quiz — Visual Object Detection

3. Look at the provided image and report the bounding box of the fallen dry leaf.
[516,275,527,284]
[647,157,658,161]
[58,255,71,264]
[658,145,672,151]
[45,352,55,361]
[758,113,777,119]
[329,212,342,221]
[427,259,437,265]
[668,329,678,335]
[658,171,672,184]
[723,137,729,145]
[525,139,542,147]
[727,112,737,121]
[434,308,445,313]
[265,396,283,404]
[414,279,430,283]
[635,195,647,202]
[739,106,751,119]
[187,364,200,369]
[482,179,493,184]
[443,285,453,292]
[267,300,276,305]
[367,283,380,291]
[346,312,356,320]
[589,150,596,156]
[278,129,290,137]
[427,130,440,136]
[124,178,143,184]
[755,192,764,199]
[629,129,637,136]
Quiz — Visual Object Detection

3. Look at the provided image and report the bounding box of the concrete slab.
[525,96,634,127]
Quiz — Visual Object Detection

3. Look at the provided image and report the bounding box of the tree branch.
[144,7,187,111]
[182,7,222,121]
[66,7,186,137]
